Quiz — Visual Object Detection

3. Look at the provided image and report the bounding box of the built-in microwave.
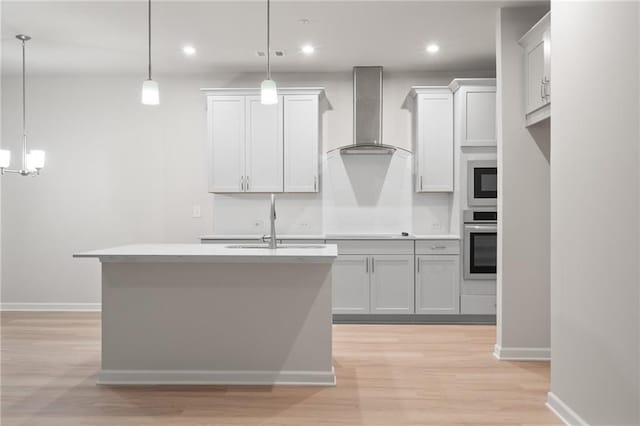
[467,160,497,207]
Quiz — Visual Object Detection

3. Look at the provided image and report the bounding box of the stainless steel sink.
[225,244,323,250]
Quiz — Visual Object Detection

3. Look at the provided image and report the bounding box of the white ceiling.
[1,1,524,75]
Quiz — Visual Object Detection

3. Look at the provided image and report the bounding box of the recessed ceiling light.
[301,44,315,55]
[426,44,440,54]
[182,45,196,56]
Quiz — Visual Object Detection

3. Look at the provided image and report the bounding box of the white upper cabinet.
[203,88,324,194]
[284,95,319,193]
[410,87,454,193]
[245,96,283,193]
[519,12,551,126]
[449,79,497,147]
[207,96,245,193]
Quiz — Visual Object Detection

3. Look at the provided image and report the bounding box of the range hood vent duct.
[337,66,399,155]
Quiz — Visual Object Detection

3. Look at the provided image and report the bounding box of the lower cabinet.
[415,255,460,315]
[370,255,415,314]
[332,254,415,315]
[332,255,370,314]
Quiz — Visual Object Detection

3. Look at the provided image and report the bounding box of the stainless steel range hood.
[337,66,399,155]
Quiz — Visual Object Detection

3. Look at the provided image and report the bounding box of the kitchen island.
[74,243,338,386]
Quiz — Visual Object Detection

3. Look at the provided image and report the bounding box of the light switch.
[192,204,201,218]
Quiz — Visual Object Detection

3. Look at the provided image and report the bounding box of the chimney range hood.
[336,66,404,155]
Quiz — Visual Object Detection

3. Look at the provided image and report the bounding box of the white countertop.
[74,244,338,264]
[200,234,460,241]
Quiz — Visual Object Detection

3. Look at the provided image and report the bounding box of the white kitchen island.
[74,243,338,386]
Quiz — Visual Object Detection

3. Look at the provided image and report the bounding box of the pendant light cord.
[266,0,270,80]
[148,0,152,80]
[21,37,27,167]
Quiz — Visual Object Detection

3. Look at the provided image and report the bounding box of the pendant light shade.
[142,79,160,105]
[0,150,11,169]
[260,0,277,105]
[26,150,45,171]
[141,0,159,105]
[261,79,278,105]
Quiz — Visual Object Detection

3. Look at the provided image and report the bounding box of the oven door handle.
[465,224,497,232]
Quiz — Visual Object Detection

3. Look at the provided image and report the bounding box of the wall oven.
[467,160,497,207]
[463,209,497,280]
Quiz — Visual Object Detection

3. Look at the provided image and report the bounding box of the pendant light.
[141,0,159,105]
[0,35,46,176]
[260,0,277,105]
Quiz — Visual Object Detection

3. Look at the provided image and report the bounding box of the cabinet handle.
[420,176,423,191]
[417,259,420,273]
[371,257,375,273]
[540,78,545,101]
[431,245,447,250]
[543,77,550,101]
[241,176,245,192]
[314,176,317,192]
[246,176,250,191]
[365,258,368,273]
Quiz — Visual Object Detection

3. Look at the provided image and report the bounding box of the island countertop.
[74,243,338,264]
[200,234,460,241]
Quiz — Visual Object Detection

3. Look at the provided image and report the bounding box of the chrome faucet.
[263,194,277,249]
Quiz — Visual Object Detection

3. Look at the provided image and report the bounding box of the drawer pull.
[431,245,447,249]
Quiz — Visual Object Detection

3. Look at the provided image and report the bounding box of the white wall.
[549,1,640,424]
[1,69,493,306]
[495,6,551,359]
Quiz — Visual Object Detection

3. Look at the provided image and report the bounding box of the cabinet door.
[370,255,414,314]
[332,255,370,314]
[415,255,460,315]
[525,35,547,114]
[208,96,245,193]
[416,92,454,192]
[461,89,496,147]
[245,96,283,193]
[283,95,319,193]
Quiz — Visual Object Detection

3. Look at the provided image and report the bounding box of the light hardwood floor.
[1,312,559,426]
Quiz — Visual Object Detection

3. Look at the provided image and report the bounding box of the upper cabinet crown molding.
[518,11,550,47]
[448,78,496,94]
[519,11,551,127]
[201,87,326,97]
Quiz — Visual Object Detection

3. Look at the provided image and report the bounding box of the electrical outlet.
[431,223,442,231]
[192,204,201,218]
[298,223,310,230]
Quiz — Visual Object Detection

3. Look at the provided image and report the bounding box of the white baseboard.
[546,392,589,425]
[0,303,101,312]
[97,368,336,386]
[493,344,550,361]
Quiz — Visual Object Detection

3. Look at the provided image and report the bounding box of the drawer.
[415,240,460,255]
[326,240,414,255]
[461,295,496,315]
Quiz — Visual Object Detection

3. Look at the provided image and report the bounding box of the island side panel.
[100,262,333,385]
